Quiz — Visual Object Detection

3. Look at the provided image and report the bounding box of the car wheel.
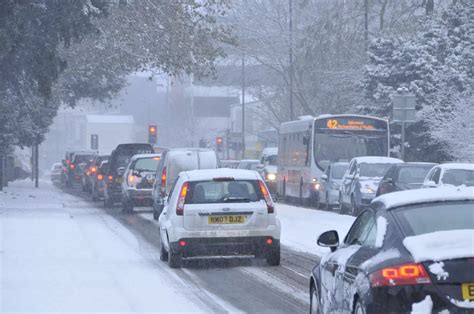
[152,203,161,220]
[122,198,133,214]
[104,196,113,208]
[159,240,168,262]
[310,282,320,314]
[168,249,182,268]
[265,246,280,266]
[354,299,366,314]
[351,195,358,216]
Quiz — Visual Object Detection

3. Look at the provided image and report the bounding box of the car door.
[319,211,374,313]
[159,176,180,251]
[340,211,377,313]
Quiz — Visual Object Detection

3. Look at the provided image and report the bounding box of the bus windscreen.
[313,117,388,170]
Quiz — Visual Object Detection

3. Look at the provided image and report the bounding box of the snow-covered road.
[0,180,231,313]
[1,180,355,313]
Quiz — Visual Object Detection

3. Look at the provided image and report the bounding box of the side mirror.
[317,230,339,252]
[321,174,328,181]
[425,180,437,188]
[117,167,126,176]
[257,163,264,171]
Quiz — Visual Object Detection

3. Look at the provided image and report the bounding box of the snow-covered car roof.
[372,186,474,210]
[353,156,403,164]
[130,153,161,161]
[261,147,278,156]
[239,159,259,163]
[437,163,474,170]
[182,168,261,182]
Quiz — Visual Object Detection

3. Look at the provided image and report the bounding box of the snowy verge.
[275,203,355,255]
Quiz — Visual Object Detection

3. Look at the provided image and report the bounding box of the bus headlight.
[266,173,276,181]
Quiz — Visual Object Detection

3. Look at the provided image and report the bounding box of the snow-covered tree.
[360,2,473,161]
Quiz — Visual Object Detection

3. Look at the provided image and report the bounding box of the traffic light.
[216,136,223,152]
[148,124,157,144]
[90,134,99,150]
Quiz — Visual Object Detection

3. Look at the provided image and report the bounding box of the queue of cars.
[50,143,474,312]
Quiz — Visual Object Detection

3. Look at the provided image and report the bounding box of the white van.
[152,148,218,219]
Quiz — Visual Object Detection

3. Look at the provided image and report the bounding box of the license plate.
[462,283,474,300]
[116,177,122,183]
[208,215,245,224]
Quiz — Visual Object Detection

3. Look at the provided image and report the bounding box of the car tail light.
[70,164,75,169]
[258,180,274,213]
[91,166,97,173]
[108,175,113,182]
[97,174,103,181]
[370,263,431,287]
[176,181,189,216]
[160,167,167,197]
[66,159,70,165]
[179,240,187,247]
[128,175,134,185]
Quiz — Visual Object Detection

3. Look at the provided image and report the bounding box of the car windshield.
[397,166,433,183]
[331,165,347,179]
[441,169,474,186]
[134,157,160,172]
[359,163,393,178]
[266,155,278,166]
[314,132,387,170]
[394,202,474,236]
[185,180,263,204]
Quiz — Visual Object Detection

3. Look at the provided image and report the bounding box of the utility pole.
[0,154,4,191]
[364,0,369,51]
[34,139,39,188]
[289,0,294,120]
[241,53,246,159]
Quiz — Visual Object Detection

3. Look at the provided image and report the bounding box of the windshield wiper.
[223,197,250,203]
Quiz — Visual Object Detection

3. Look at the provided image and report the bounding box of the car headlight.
[266,173,276,181]
[330,182,340,190]
[360,186,375,194]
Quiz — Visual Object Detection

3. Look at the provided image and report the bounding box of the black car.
[310,187,474,313]
[104,143,154,207]
[65,151,96,187]
[376,162,436,197]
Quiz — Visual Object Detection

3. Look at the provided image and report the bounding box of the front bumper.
[170,236,280,258]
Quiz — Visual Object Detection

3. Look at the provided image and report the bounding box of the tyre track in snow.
[63,185,320,313]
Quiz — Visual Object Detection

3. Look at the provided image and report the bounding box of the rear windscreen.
[397,166,432,183]
[394,202,474,236]
[185,180,263,204]
[73,155,94,164]
[442,169,474,187]
[133,157,160,172]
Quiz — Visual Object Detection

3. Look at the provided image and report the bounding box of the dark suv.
[104,143,154,207]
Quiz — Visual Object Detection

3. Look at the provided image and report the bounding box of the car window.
[168,177,180,201]
[134,157,160,172]
[331,165,347,179]
[441,169,474,186]
[344,211,376,246]
[398,166,433,183]
[349,161,356,175]
[431,168,441,183]
[185,180,262,204]
[359,163,393,177]
[394,202,474,236]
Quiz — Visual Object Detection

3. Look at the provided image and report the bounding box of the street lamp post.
[392,87,416,161]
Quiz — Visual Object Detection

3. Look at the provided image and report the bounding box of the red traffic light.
[148,125,157,134]
[216,137,223,145]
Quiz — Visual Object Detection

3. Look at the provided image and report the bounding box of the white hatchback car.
[158,168,281,268]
